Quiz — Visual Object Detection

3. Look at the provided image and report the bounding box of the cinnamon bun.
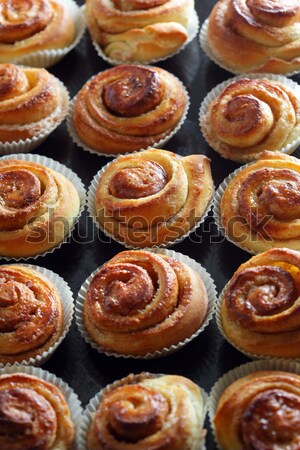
[85,0,194,62]
[201,77,300,162]
[73,65,187,155]
[0,372,74,449]
[0,0,75,63]
[219,151,300,253]
[220,248,300,359]
[83,250,208,356]
[87,373,206,450]
[214,370,300,450]
[0,64,69,144]
[0,158,81,258]
[206,0,300,74]
[93,148,213,247]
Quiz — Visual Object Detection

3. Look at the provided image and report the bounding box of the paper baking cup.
[0,153,86,261]
[0,263,74,368]
[75,248,217,360]
[87,157,214,248]
[79,373,208,450]
[0,80,70,155]
[0,364,83,448]
[67,74,190,158]
[199,18,300,78]
[12,2,86,68]
[208,359,300,450]
[88,8,199,66]
[199,73,300,162]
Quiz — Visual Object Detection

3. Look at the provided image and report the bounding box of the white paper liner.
[11,2,86,68]
[88,8,199,66]
[0,263,74,368]
[66,72,190,158]
[0,80,70,155]
[199,18,300,78]
[208,359,300,450]
[0,364,83,449]
[0,153,86,261]
[199,73,300,162]
[75,248,217,360]
[87,155,214,248]
[79,373,208,450]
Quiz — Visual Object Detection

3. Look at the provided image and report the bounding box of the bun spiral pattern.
[220,248,300,358]
[87,373,206,450]
[83,250,208,356]
[0,64,69,143]
[0,372,74,449]
[207,0,300,74]
[85,0,193,62]
[201,77,300,162]
[73,65,187,155]
[94,149,213,247]
[214,370,300,450]
[0,158,80,258]
[220,151,300,253]
[0,265,64,364]
[0,0,75,62]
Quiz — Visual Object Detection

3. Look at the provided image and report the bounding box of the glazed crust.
[85,0,192,62]
[87,373,206,450]
[0,159,80,258]
[0,372,74,449]
[83,250,208,356]
[95,148,213,247]
[207,0,300,74]
[220,151,300,253]
[201,77,300,162]
[221,248,300,358]
[214,370,300,450]
[74,65,187,155]
[0,64,69,143]
[0,0,75,62]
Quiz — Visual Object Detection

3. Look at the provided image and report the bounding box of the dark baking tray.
[15,1,300,448]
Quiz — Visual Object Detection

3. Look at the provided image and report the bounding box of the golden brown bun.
[221,248,300,358]
[83,250,208,356]
[0,372,74,449]
[85,0,193,62]
[95,148,213,247]
[0,0,75,62]
[74,65,187,155]
[201,77,300,162]
[220,151,300,253]
[214,370,300,450]
[87,373,206,450]
[0,64,69,143]
[0,265,64,364]
[207,0,300,74]
[0,159,80,258]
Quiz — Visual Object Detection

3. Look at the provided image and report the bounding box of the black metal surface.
[17,1,300,448]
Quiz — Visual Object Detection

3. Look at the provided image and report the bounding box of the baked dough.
[214,370,300,450]
[0,372,74,449]
[221,248,300,358]
[73,65,187,155]
[85,0,193,62]
[207,0,300,74]
[0,159,80,258]
[220,151,300,253]
[87,373,206,450]
[83,250,208,356]
[94,148,213,247]
[201,77,300,162]
[0,64,69,143]
[0,0,75,62]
